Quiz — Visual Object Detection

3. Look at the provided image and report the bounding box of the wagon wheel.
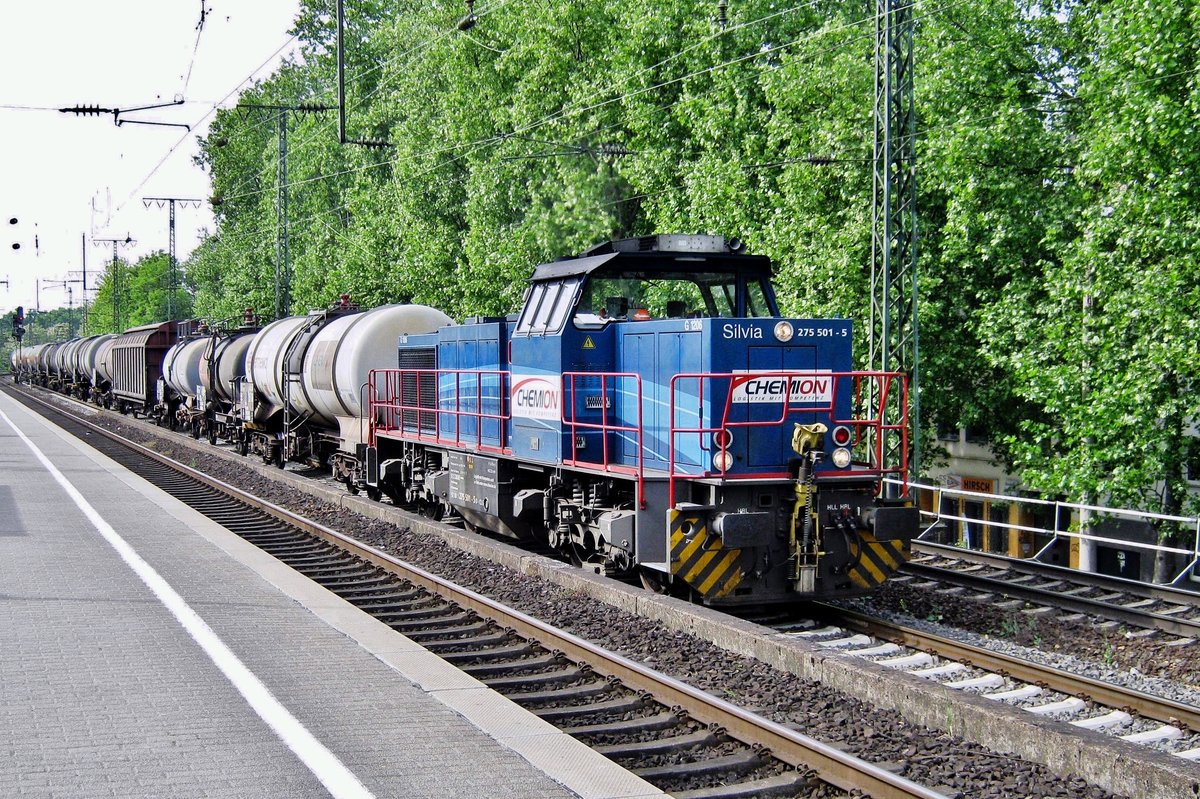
[365,486,382,502]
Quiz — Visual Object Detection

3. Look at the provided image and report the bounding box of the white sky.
[0,0,303,315]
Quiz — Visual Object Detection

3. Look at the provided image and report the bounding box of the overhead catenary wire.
[208,0,513,206]
[111,32,301,220]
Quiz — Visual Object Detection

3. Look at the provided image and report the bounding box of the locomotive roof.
[529,249,774,283]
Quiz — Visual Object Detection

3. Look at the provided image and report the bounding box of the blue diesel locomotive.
[359,235,918,605]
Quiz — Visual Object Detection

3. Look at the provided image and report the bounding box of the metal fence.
[887,478,1200,585]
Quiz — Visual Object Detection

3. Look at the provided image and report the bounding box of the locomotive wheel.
[639,568,670,594]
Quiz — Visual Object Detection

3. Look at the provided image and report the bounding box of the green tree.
[984,0,1200,543]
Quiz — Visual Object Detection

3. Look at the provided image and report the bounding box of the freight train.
[15,235,918,605]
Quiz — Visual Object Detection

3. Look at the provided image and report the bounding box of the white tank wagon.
[156,335,213,434]
[239,299,452,471]
[58,334,118,397]
[200,331,255,403]
[87,336,121,405]
[54,338,80,373]
[48,338,81,388]
[79,334,119,386]
[162,337,209,401]
[58,337,86,378]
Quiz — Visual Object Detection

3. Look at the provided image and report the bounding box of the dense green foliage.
[167,0,1197,516]
[84,251,195,334]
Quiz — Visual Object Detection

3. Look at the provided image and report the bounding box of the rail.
[824,604,1200,733]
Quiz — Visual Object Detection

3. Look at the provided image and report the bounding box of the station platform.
[0,388,665,799]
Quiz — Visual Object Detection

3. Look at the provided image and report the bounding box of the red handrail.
[369,368,511,454]
[667,370,909,506]
[367,367,909,513]
[561,371,645,508]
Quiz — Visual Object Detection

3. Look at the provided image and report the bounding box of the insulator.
[718,1,728,27]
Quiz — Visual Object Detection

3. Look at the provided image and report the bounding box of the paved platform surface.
[0,387,665,799]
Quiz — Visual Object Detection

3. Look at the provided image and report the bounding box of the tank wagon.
[60,334,120,399]
[236,296,452,469]
[13,343,49,382]
[356,235,918,605]
[154,311,260,441]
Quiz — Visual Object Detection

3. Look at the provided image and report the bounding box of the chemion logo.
[512,375,561,420]
[731,371,834,404]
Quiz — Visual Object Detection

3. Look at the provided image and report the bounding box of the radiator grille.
[397,347,437,433]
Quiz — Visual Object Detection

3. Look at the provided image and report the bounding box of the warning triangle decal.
[582,336,596,350]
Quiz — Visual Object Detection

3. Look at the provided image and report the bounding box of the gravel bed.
[45,400,1125,799]
[853,580,1200,701]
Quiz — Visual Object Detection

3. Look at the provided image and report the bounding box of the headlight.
[713,450,734,471]
[774,321,794,342]
[831,447,852,468]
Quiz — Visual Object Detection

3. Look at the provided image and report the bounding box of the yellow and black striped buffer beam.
[668,510,745,600]
[847,531,910,589]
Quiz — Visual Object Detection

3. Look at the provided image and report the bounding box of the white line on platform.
[1,407,375,799]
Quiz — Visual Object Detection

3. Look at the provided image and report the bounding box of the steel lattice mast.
[231,103,334,320]
[870,0,920,488]
[143,197,202,321]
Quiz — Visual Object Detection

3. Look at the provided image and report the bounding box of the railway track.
[745,604,1200,762]
[7,384,947,799]
[907,540,1200,640]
